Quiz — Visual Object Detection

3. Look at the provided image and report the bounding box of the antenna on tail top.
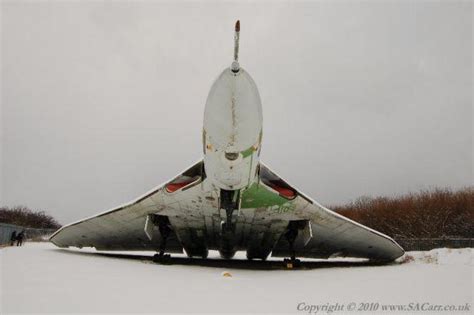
[231,20,240,73]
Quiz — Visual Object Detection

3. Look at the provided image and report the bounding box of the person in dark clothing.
[16,230,25,246]
[10,231,17,246]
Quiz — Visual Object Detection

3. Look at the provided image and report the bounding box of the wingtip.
[235,20,240,32]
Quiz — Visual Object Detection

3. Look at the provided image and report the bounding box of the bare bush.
[0,206,61,229]
[332,187,473,239]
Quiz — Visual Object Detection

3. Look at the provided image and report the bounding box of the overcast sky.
[1,1,472,224]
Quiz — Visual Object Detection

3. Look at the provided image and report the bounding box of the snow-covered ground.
[0,243,472,314]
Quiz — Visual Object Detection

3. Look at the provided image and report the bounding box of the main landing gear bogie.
[153,215,173,265]
[283,221,305,269]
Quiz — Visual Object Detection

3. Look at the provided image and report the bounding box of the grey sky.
[1,1,472,224]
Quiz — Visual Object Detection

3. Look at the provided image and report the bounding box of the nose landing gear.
[220,189,240,233]
[219,189,240,258]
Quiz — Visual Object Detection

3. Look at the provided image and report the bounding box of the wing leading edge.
[49,160,205,252]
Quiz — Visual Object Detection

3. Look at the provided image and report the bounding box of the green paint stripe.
[241,146,255,158]
[241,182,289,209]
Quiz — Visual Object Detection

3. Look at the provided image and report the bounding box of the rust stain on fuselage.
[230,85,237,145]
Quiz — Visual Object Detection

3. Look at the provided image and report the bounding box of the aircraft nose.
[203,68,263,152]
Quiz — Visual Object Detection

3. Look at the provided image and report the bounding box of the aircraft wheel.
[219,250,236,259]
[153,253,172,264]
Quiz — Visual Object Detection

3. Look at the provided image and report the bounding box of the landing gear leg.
[220,189,239,233]
[153,219,172,264]
[283,224,301,269]
[219,189,239,258]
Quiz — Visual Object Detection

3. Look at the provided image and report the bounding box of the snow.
[404,248,472,266]
[1,243,472,314]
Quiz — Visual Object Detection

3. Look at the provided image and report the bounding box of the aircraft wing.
[50,160,404,261]
[257,163,405,261]
[49,160,206,252]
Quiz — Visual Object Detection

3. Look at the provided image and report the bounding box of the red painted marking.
[165,181,192,193]
[270,184,296,199]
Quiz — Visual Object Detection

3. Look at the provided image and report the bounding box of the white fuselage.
[203,67,263,191]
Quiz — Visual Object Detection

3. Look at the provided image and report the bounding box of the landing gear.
[220,189,240,233]
[153,253,171,264]
[219,189,240,256]
[219,249,236,259]
[283,221,303,269]
[153,216,173,264]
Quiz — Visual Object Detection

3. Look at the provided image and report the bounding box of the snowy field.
[1,243,472,314]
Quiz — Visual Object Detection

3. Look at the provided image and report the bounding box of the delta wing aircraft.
[50,21,404,266]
